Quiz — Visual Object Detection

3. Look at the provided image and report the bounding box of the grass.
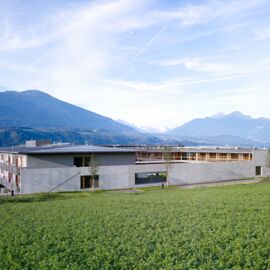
[1,182,270,269]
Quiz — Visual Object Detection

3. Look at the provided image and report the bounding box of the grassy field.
[1,182,270,269]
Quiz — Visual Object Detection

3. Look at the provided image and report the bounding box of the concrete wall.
[20,160,260,194]
[21,167,81,194]
[95,153,136,166]
[132,161,254,186]
[27,155,73,168]
[21,165,133,194]
[81,166,132,190]
[169,161,254,185]
[27,153,135,168]
[253,149,270,177]
[19,149,269,194]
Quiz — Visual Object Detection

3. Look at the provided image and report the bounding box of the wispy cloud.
[1,0,270,128]
[157,57,230,74]
[129,25,168,65]
[153,0,268,26]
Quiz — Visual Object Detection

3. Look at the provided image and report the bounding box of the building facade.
[0,144,269,194]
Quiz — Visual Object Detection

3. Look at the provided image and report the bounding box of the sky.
[1,0,270,131]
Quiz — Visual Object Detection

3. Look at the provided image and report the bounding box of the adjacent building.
[0,142,269,194]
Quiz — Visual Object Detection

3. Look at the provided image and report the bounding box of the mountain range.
[0,90,135,132]
[0,90,270,147]
[166,111,270,142]
[116,119,166,134]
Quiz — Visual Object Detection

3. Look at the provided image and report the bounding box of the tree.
[163,147,172,187]
[88,154,99,192]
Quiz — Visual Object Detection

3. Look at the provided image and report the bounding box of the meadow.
[0,182,270,269]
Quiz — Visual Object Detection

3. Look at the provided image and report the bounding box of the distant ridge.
[166,111,270,142]
[0,91,270,147]
[0,90,136,132]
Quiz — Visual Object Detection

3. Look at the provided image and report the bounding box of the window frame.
[80,175,99,189]
[255,166,262,176]
[135,171,167,185]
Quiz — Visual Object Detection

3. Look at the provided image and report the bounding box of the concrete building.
[0,143,269,194]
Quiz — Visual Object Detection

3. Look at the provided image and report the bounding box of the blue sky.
[1,0,270,130]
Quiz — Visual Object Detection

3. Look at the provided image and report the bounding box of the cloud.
[157,57,230,74]
[1,0,265,53]
[1,0,270,128]
[129,25,168,65]
[153,0,268,26]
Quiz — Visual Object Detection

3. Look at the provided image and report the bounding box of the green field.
[1,182,270,270]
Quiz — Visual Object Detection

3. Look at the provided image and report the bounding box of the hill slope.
[167,111,270,142]
[0,127,202,147]
[0,90,135,132]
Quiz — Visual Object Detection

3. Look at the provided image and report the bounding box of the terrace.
[136,149,253,164]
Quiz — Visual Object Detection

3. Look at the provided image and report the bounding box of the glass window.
[80,175,99,189]
[84,157,90,167]
[74,157,83,167]
[135,172,167,185]
[255,166,262,176]
[231,154,239,160]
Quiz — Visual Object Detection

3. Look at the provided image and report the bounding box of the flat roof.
[0,145,136,155]
[0,145,256,155]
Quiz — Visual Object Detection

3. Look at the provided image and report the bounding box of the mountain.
[116,119,167,134]
[116,119,142,132]
[1,126,266,147]
[167,111,270,142]
[1,91,269,147]
[0,90,136,132]
[199,134,263,147]
[0,127,201,147]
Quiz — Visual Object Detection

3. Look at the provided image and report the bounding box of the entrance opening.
[255,166,262,176]
[80,175,99,189]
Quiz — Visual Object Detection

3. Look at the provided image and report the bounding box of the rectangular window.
[175,152,181,160]
[199,153,206,161]
[80,175,99,189]
[255,166,262,176]
[231,154,239,160]
[135,172,167,185]
[153,153,163,160]
[181,153,188,160]
[74,157,83,167]
[182,152,196,160]
[84,157,90,167]
[219,153,227,160]
[209,153,217,159]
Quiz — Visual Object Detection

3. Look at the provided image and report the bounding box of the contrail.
[130,25,168,65]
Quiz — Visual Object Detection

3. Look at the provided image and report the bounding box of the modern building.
[0,143,269,194]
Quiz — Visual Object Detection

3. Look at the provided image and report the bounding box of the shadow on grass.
[0,191,105,204]
[259,177,270,184]
[134,185,177,192]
